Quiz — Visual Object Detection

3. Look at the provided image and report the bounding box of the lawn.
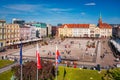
[56,66,103,80]
[0,66,103,80]
[0,70,13,80]
[0,60,14,68]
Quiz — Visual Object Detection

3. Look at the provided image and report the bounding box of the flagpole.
[37,68,38,80]
[21,64,22,80]
[20,42,23,80]
[55,45,57,80]
[55,45,61,80]
[56,65,57,80]
[37,43,38,80]
[36,43,42,80]
[55,45,60,80]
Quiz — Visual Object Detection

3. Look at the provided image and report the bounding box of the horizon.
[0,0,120,25]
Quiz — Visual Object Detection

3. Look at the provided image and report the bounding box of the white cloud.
[84,2,96,6]
[49,8,73,12]
[80,12,86,15]
[3,4,41,12]
[0,10,21,14]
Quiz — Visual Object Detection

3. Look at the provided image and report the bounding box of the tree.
[102,68,120,80]
[11,60,55,80]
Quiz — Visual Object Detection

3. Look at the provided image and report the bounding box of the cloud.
[49,8,73,12]
[84,2,96,6]
[80,12,86,15]
[3,4,41,12]
[0,10,21,14]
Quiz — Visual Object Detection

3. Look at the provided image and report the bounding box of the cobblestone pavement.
[0,38,119,68]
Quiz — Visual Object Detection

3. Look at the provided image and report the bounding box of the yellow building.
[58,24,90,37]
[58,17,112,38]
[0,20,6,51]
[98,16,112,38]
[59,24,72,37]
[5,24,20,47]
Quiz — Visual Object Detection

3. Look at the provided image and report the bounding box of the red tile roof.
[99,23,112,29]
[60,24,90,28]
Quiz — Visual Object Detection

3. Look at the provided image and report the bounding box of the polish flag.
[36,44,42,69]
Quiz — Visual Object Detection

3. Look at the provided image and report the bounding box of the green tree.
[102,68,120,80]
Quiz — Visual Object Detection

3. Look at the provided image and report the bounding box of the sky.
[0,0,120,25]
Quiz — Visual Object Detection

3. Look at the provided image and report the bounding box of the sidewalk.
[0,45,34,56]
[0,62,18,74]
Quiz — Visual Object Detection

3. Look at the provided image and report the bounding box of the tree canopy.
[102,68,120,80]
[11,60,55,80]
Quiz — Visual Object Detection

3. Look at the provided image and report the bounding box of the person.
[79,43,81,48]
[74,64,77,68]
[2,56,4,60]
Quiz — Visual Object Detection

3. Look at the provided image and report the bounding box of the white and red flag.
[36,44,42,69]
[55,45,61,66]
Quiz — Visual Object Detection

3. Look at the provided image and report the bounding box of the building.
[46,24,52,37]
[98,16,112,38]
[110,24,120,38]
[33,23,47,38]
[5,24,20,47]
[0,20,6,51]
[29,26,36,40]
[58,24,90,37]
[51,26,57,37]
[24,23,37,40]
[20,26,30,41]
[113,26,120,38]
[58,17,112,38]
[12,18,25,26]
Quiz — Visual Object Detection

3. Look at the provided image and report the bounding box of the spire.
[98,12,102,25]
[100,12,102,19]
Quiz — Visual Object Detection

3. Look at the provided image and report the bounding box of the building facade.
[110,24,120,38]
[59,24,90,37]
[29,26,36,40]
[5,24,20,46]
[0,20,6,51]
[47,24,52,37]
[98,17,112,38]
[20,26,30,41]
[58,17,112,38]
[51,26,57,37]
[33,23,47,38]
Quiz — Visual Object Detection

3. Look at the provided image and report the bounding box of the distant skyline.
[0,0,120,25]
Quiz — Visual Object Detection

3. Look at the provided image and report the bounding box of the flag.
[36,44,42,69]
[55,46,61,65]
[20,43,22,65]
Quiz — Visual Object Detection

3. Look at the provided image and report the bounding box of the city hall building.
[58,17,112,38]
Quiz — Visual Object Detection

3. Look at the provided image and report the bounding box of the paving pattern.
[1,38,119,68]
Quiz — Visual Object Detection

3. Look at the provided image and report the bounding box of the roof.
[60,24,90,28]
[99,23,112,29]
[0,20,6,23]
[32,23,47,28]
[20,26,30,28]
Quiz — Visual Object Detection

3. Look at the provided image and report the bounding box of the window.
[0,35,2,39]
[0,29,2,33]
[0,23,2,26]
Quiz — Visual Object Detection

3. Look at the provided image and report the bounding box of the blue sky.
[0,0,120,25]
